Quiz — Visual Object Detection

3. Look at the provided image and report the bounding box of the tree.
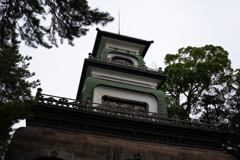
[0,1,114,158]
[226,69,240,159]
[163,45,239,158]
[0,45,40,158]
[0,0,114,49]
[163,45,233,117]
[197,69,240,159]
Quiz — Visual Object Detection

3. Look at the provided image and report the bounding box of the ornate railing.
[35,88,218,130]
[88,53,163,74]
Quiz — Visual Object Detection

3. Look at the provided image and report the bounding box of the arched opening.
[111,56,134,65]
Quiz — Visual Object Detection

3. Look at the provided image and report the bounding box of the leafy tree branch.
[0,0,114,48]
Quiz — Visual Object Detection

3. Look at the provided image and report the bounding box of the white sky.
[14,0,240,129]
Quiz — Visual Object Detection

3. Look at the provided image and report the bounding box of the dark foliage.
[0,1,113,158]
[0,45,40,158]
[197,70,240,159]
[163,45,232,117]
[165,95,185,116]
[0,0,114,48]
[163,45,239,158]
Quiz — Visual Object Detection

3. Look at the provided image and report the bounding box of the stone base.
[5,127,236,160]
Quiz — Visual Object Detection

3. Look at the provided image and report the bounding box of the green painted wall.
[83,77,167,115]
[101,48,144,67]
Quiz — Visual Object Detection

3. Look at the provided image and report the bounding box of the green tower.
[76,28,167,115]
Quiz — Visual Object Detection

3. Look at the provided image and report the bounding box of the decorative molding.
[107,52,138,66]
[101,95,149,112]
[89,55,163,74]
[98,75,151,88]
[35,92,218,130]
[29,90,225,151]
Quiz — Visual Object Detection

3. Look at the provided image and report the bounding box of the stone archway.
[17,148,78,160]
[98,151,163,160]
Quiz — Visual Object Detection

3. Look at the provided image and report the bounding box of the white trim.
[98,75,150,88]
[93,86,158,113]
[90,67,159,89]
[96,37,146,58]
[106,46,137,55]
[107,53,138,66]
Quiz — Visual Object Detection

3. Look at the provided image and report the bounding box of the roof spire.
[118,9,120,35]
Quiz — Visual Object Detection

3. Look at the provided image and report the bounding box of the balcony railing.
[35,88,218,130]
[88,53,163,74]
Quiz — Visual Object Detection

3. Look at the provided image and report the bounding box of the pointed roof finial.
[118,9,120,35]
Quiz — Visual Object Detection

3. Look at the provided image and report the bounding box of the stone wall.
[5,127,236,160]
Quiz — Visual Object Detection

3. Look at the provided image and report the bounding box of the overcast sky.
[15,0,240,128]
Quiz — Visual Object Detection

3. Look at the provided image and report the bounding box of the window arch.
[111,56,134,65]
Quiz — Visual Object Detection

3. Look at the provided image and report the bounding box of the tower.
[5,29,236,160]
[77,28,167,115]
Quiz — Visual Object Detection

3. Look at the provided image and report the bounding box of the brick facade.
[5,127,236,160]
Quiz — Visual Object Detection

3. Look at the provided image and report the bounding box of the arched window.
[111,56,133,65]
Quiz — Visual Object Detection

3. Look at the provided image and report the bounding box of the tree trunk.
[176,93,181,109]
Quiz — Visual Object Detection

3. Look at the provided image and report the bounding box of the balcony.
[88,53,164,74]
[35,88,218,130]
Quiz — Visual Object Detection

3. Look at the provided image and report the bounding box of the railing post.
[35,88,42,100]
[110,105,112,114]
[86,98,90,109]
[158,67,162,73]
[132,105,135,116]
[173,113,179,123]
[88,53,92,59]
[211,119,218,129]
